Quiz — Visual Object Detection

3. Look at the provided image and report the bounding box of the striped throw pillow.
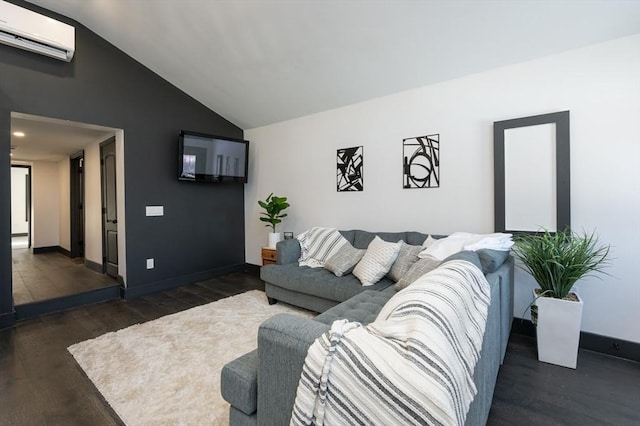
[298,227,347,268]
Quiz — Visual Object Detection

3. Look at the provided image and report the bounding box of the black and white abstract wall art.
[403,134,440,188]
[337,146,363,192]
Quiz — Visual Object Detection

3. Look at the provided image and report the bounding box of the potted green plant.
[513,229,610,368]
[258,193,290,248]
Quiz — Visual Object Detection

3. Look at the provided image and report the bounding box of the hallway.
[12,247,117,305]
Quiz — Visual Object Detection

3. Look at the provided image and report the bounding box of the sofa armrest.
[257,313,328,426]
[485,255,514,364]
[276,239,301,265]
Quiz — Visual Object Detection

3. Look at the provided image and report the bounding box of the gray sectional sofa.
[221,230,514,426]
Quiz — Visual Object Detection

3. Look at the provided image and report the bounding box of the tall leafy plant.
[513,229,610,299]
[258,193,290,233]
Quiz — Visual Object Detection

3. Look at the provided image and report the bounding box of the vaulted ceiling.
[26,0,640,129]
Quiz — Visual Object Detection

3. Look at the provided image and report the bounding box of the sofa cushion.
[352,231,402,249]
[338,230,356,245]
[477,249,510,273]
[394,255,441,290]
[342,230,440,249]
[261,263,393,303]
[405,232,433,246]
[387,241,422,282]
[314,289,395,326]
[324,243,365,277]
[441,250,483,270]
[275,239,301,265]
[351,231,375,249]
[353,236,401,286]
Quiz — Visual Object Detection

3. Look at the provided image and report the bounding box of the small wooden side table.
[261,247,277,266]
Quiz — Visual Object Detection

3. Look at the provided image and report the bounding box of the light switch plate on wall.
[146,206,164,216]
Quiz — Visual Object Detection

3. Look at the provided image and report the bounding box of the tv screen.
[178,131,249,183]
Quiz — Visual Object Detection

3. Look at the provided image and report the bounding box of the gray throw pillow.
[324,243,366,277]
[440,250,482,270]
[387,241,422,282]
[394,255,440,291]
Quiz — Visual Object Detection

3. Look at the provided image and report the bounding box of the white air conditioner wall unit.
[0,0,75,62]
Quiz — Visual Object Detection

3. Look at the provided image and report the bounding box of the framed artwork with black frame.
[403,134,440,189]
[337,146,363,192]
[494,110,570,234]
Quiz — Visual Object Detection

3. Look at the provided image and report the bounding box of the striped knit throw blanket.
[290,260,491,426]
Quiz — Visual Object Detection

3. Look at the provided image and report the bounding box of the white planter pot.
[267,232,282,249]
[533,290,583,369]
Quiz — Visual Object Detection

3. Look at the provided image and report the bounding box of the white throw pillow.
[353,236,401,286]
[418,234,465,260]
[422,235,437,249]
[298,227,347,268]
[418,232,514,260]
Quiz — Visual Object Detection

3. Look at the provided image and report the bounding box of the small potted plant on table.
[513,229,610,369]
[258,193,290,248]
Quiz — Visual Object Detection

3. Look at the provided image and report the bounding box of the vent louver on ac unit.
[0,0,75,62]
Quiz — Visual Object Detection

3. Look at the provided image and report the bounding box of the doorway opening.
[10,165,31,250]
[8,112,126,314]
[70,151,85,259]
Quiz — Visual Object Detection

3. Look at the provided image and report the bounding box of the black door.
[70,152,84,258]
[100,137,118,278]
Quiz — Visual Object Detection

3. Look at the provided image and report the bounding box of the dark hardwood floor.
[488,333,640,425]
[1,272,638,426]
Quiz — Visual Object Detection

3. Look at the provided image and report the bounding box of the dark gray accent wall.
[0,1,246,326]
[0,110,10,328]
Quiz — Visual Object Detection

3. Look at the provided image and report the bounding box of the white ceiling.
[23,0,640,129]
[10,113,114,162]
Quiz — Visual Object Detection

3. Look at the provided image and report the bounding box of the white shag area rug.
[68,290,313,426]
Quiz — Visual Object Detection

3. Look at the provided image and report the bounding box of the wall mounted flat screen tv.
[178,130,249,183]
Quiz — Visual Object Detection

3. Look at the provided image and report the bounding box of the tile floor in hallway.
[11,245,116,304]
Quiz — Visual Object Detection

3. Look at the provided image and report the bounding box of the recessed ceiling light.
[13,131,25,137]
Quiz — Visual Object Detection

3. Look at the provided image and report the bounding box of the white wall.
[245,34,640,343]
[31,161,60,248]
[13,160,70,250]
[58,157,71,251]
[10,167,29,235]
